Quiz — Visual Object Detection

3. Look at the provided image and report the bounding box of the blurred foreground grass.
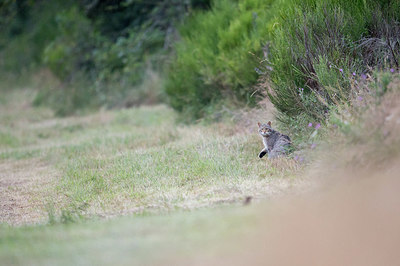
[0,205,260,265]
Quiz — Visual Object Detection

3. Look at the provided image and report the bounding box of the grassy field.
[2,86,400,265]
[0,89,303,226]
[0,89,306,264]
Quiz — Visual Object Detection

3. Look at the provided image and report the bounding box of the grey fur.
[258,122,291,159]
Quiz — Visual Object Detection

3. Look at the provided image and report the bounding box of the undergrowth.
[165,0,282,119]
[165,0,400,133]
[265,0,400,131]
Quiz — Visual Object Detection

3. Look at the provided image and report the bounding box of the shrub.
[265,0,400,126]
[40,1,210,115]
[43,7,99,81]
[1,1,208,114]
[165,0,279,119]
[0,0,73,73]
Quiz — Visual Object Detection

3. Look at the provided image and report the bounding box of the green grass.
[0,131,20,148]
[49,113,295,219]
[0,89,299,225]
[0,89,299,264]
[1,76,400,265]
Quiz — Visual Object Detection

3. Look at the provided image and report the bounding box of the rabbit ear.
[267,121,272,126]
[257,122,261,127]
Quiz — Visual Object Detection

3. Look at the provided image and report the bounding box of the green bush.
[3,0,400,124]
[266,0,400,125]
[0,0,74,73]
[1,1,208,114]
[43,7,99,80]
[36,6,102,115]
[166,0,400,125]
[165,0,279,119]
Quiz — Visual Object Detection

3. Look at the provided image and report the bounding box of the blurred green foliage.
[0,0,209,115]
[0,0,73,73]
[43,6,99,80]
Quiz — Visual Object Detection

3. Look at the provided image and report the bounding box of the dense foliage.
[0,0,209,115]
[267,0,400,125]
[1,0,399,129]
[0,0,72,74]
[165,0,278,118]
[165,0,400,123]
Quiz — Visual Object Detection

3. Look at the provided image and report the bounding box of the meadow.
[0,88,308,264]
[0,89,304,225]
[2,74,400,264]
[1,0,400,264]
